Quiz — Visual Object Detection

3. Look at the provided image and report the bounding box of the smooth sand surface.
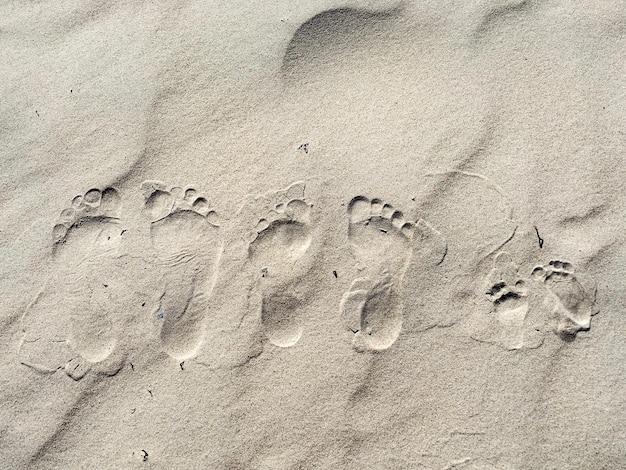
[1,1,625,468]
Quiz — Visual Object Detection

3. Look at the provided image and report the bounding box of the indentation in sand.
[341,196,415,352]
[472,252,543,350]
[532,260,595,340]
[238,181,313,348]
[20,187,127,380]
[141,181,223,361]
[282,7,401,80]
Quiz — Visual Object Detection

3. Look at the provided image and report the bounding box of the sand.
[1,1,625,468]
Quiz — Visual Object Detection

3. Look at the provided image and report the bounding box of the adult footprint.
[475,252,542,350]
[19,187,126,380]
[531,260,595,339]
[239,181,313,348]
[341,197,415,352]
[141,181,223,361]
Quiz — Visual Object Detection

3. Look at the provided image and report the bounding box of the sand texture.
[1,1,625,468]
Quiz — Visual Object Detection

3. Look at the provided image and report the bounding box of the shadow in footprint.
[141,181,223,361]
[20,187,128,380]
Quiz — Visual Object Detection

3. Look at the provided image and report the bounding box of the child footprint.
[477,252,543,350]
[238,181,313,348]
[141,181,223,361]
[341,197,415,352]
[19,187,126,380]
[532,260,595,339]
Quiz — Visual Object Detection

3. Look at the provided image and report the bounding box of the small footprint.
[475,252,543,350]
[239,182,313,348]
[141,181,223,360]
[341,196,415,352]
[532,260,595,340]
[20,187,127,380]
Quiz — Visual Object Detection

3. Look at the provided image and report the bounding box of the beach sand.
[1,1,624,468]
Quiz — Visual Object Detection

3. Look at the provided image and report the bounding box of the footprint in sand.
[238,182,313,348]
[141,181,223,361]
[531,260,595,340]
[477,252,543,350]
[341,196,416,352]
[19,187,127,380]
